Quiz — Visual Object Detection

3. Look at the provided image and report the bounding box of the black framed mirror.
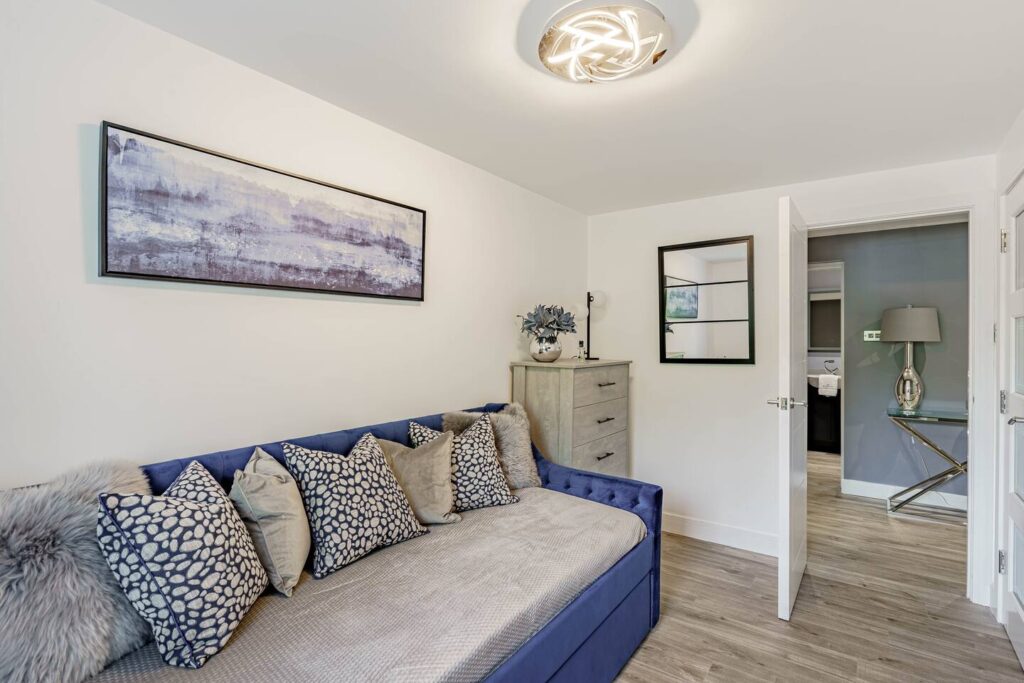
[659,235,755,364]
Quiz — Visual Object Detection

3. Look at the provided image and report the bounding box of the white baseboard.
[662,512,777,557]
[840,477,967,511]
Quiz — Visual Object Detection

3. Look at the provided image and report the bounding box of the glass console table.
[886,407,968,515]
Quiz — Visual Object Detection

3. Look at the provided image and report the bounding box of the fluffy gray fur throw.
[0,462,152,683]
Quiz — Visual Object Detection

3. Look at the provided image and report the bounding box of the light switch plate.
[863,330,881,342]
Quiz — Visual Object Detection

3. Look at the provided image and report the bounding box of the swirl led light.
[538,2,671,83]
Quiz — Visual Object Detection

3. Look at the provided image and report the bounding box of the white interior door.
[1000,175,1024,667]
[775,196,808,621]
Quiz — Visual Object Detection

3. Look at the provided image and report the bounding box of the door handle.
[790,398,807,407]
[598,382,617,387]
[596,452,615,461]
[767,398,789,409]
[1009,417,1024,425]
[767,399,780,405]
[597,417,615,424]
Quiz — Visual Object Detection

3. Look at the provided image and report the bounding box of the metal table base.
[886,412,967,516]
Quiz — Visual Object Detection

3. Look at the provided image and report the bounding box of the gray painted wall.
[808,223,969,496]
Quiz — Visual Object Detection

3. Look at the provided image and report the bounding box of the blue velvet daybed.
[93,403,662,683]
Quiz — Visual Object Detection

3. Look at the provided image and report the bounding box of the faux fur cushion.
[0,462,152,683]
[443,403,541,489]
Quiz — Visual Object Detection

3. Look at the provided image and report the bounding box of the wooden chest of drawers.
[510,359,631,477]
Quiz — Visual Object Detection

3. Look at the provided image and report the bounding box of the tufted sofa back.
[142,403,506,494]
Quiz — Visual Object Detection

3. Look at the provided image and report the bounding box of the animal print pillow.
[96,462,268,669]
[409,414,519,512]
[443,402,540,489]
[283,433,426,578]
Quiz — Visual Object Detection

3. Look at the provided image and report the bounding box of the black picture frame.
[658,235,755,364]
[100,121,427,302]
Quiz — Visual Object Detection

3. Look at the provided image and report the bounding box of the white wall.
[0,0,587,488]
[997,107,1024,192]
[588,156,998,604]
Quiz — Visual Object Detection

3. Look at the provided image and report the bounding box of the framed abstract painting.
[101,122,426,301]
[664,276,698,318]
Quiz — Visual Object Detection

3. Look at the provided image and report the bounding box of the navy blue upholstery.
[535,445,662,627]
[138,402,662,682]
[142,405,501,495]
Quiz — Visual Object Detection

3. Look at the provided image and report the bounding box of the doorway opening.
[776,198,992,623]
[806,220,970,526]
[794,217,972,624]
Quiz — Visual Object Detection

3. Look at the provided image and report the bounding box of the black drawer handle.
[598,381,617,387]
[596,452,615,461]
[597,417,615,424]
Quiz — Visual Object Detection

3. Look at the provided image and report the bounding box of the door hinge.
[995,323,999,344]
[1002,230,1009,254]
[1001,390,1008,414]
[999,550,1007,575]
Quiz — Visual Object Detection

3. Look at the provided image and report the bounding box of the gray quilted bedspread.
[91,486,646,683]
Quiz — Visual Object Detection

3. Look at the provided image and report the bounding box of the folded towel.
[818,374,839,397]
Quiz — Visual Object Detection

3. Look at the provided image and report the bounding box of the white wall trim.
[663,512,777,557]
[840,478,967,511]
[808,208,970,237]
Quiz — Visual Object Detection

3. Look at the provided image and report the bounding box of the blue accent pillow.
[96,462,268,669]
[283,433,426,578]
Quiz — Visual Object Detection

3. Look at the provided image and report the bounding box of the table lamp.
[585,291,606,360]
[880,305,940,411]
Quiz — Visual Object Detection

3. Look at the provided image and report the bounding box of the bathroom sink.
[807,374,842,389]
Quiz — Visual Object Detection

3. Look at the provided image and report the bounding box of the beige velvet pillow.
[229,448,311,597]
[443,403,540,489]
[378,432,461,525]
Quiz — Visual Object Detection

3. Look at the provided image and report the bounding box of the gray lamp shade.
[880,306,940,343]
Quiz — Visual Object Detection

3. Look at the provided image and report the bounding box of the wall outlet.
[863,330,881,342]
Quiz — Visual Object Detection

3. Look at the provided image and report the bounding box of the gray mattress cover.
[92,487,646,683]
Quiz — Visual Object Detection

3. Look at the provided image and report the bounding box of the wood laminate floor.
[618,451,1022,682]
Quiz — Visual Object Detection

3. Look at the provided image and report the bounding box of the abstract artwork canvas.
[102,123,425,300]
[665,282,698,319]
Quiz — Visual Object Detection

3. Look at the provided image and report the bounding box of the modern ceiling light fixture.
[538,1,672,83]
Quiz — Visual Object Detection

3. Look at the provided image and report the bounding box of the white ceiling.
[100,0,1024,214]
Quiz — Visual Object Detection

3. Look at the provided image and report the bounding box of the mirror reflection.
[659,236,754,364]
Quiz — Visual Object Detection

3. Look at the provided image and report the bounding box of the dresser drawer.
[572,397,628,446]
[572,430,628,476]
[573,364,628,407]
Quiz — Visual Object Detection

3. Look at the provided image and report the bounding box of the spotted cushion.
[283,433,426,579]
[410,414,519,512]
[96,462,268,669]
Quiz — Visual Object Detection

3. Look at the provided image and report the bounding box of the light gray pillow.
[378,432,461,525]
[443,403,540,489]
[229,448,311,597]
[0,462,152,683]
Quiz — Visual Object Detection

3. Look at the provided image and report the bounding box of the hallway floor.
[617,451,1022,682]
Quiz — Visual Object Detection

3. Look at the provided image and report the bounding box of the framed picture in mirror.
[658,235,754,364]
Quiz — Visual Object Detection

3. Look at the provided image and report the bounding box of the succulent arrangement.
[519,304,577,340]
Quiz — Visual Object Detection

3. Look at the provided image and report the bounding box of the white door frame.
[803,196,998,608]
[997,168,1024,627]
